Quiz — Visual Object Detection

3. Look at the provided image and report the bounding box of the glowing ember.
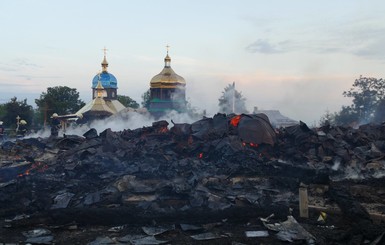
[158,127,169,133]
[17,162,48,177]
[198,153,203,159]
[230,115,242,127]
[242,142,258,148]
[18,170,30,177]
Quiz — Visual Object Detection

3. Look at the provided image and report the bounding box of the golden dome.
[164,54,171,62]
[150,53,186,89]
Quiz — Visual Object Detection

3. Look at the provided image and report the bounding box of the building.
[92,49,118,100]
[148,49,187,117]
[253,107,298,128]
[75,50,125,122]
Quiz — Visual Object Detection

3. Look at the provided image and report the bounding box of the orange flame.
[17,162,48,177]
[230,115,241,127]
[158,127,169,133]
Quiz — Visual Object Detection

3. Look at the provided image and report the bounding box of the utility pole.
[16,115,20,134]
[44,102,48,127]
[232,82,235,114]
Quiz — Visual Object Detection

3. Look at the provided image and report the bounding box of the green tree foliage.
[35,86,85,124]
[2,97,34,129]
[340,76,385,124]
[218,82,248,114]
[141,89,151,109]
[334,106,359,126]
[0,104,5,121]
[117,95,139,108]
[374,99,385,123]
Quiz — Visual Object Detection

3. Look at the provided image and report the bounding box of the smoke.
[372,171,385,179]
[331,166,364,181]
[170,87,186,103]
[218,83,248,114]
[27,109,201,138]
[331,158,341,171]
[331,163,385,181]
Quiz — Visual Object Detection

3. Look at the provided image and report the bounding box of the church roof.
[150,51,186,89]
[75,97,125,117]
[79,77,125,118]
[254,109,298,128]
[77,97,115,116]
[92,72,117,89]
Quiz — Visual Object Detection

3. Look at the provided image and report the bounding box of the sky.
[1,0,385,126]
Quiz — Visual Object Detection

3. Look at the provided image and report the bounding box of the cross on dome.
[102,46,108,56]
[166,44,170,55]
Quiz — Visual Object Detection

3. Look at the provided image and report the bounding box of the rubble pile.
[0,113,384,244]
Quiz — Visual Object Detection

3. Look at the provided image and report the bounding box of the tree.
[35,86,85,124]
[373,99,385,123]
[218,82,248,114]
[319,109,335,126]
[334,106,359,126]
[0,104,5,120]
[117,95,139,108]
[141,89,151,109]
[342,76,385,124]
[2,97,34,129]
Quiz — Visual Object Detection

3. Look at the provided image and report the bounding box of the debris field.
[0,113,384,244]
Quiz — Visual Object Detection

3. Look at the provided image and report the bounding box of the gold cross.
[166,44,170,54]
[102,46,108,56]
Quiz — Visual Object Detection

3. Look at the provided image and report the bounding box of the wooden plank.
[299,186,309,218]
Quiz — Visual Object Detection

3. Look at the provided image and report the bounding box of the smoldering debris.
[0,113,385,244]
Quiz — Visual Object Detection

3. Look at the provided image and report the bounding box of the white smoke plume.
[27,109,201,138]
[331,158,341,171]
[218,82,248,114]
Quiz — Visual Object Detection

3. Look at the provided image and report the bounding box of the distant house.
[253,107,298,128]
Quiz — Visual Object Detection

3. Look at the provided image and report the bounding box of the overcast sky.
[1,0,385,125]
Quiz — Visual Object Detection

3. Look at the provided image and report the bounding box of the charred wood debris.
[0,113,384,244]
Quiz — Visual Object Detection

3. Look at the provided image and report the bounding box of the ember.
[17,170,30,177]
[17,162,48,178]
[158,127,168,133]
[242,142,258,148]
[230,115,241,127]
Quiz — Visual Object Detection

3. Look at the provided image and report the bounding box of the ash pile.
[0,113,384,244]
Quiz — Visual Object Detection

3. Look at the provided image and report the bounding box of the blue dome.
[92,72,118,89]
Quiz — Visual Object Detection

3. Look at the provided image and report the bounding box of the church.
[75,49,126,122]
[148,47,187,117]
[75,47,187,121]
